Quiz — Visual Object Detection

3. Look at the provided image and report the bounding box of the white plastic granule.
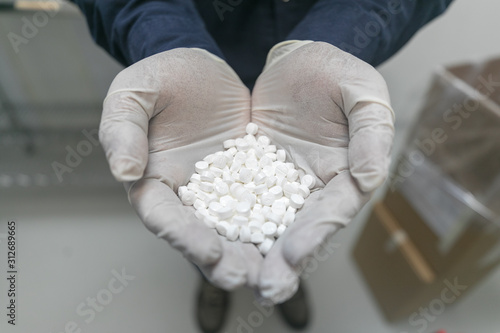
[178,122,315,256]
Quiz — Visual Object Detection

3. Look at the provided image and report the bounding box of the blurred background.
[0,1,499,332]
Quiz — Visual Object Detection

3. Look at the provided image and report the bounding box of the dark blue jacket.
[70,0,453,88]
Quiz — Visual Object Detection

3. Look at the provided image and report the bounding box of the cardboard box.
[353,202,500,322]
[353,202,436,321]
[403,58,500,216]
[354,58,500,322]
[385,160,500,276]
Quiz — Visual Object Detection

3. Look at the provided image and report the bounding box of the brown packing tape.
[375,203,436,284]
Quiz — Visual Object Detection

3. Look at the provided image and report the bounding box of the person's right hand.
[100,48,263,290]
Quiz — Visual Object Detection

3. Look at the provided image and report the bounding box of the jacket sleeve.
[69,0,223,66]
[286,0,454,66]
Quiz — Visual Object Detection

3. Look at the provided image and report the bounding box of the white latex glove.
[100,48,263,290]
[251,41,395,303]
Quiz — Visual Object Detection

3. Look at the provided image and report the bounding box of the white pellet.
[261,222,277,237]
[204,215,218,229]
[297,184,310,198]
[217,206,234,220]
[222,170,234,184]
[283,182,298,197]
[265,176,277,188]
[269,185,283,200]
[275,196,290,207]
[187,182,199,192]
[262,165,275,177]
[181,190,196,205]
[189,174,201,184]
[194,199,207,210]
[271,201,287,216]
[214,181,229,196]
[239,226,252,242]
[259,155,273,167]
[200,171,215,182]
[226,224,240,241]
[265,152,277,161]
[203,154,215,164]
[287,206,297,214]
[251,232,265,244]
[223,150,234,161]
[229,161,242,173]
[276,176,287,188]
[231,171,239,180]
[287,169,299,182]
[258,238,274,255]
[276,149,286,162]
[209,202,223,215]
[178,185,188,197]
[260,206,271,216]
[212,155,227,169]
[255,184,267,195]
[248,220,263,232]
[234,151,247,162]
[244,134,257,145]
[216,221,231,236]
[290,194,305,209]
[230,183,244,197]
[282,211,295,226]
[235,138,250,152]
[250,211,265,222]
[220,195,237,209]
[245,157,259,170]
[233,215,249,226]
[275,164,288,177]
[195,161,209,173]
[239,168,253,184]
[246,149,256,159]
[277,224,287,237]
[211,167,224,178]
[203,192,218,205]
[253,172,266,185]
[244,182,256,192]
[236,201,251,216]
[266,212,282,225]
[246,122,259,135]
[195,208,208,220]
[301,174,316,189]
[265,145,277,153]
[240,191,256,207]
[257,135,270,147]
[199,181,214,193]
[254,147,265,159]
[260,192,275,206]
[223,139,236,149]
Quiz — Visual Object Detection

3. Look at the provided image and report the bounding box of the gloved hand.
[100,48,263,290]
[251,41,395,303]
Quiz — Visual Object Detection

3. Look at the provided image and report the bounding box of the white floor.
[1,1,500,332]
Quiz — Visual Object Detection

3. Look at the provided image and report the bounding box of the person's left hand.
[250,41,395,304]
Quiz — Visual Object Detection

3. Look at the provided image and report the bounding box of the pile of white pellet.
[178,123,315,255]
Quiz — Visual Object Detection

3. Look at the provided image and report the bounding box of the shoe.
[196,278,230,333]
[277,281,310,330]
